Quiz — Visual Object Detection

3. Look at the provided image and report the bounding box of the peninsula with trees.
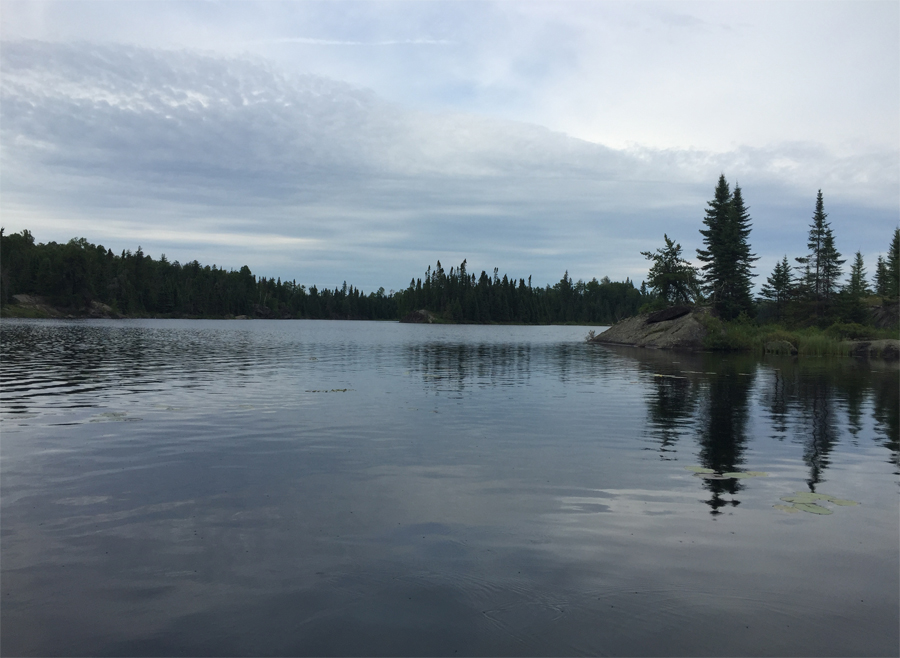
[591,175,898,357]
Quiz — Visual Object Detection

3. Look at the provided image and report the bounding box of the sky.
[1,0,898,293]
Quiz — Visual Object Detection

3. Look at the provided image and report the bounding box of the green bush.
[824,322,873,341]
[699,313,754,351]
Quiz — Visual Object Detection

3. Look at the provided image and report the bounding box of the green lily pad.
[773,504,800,513]
[715,471,769,479]
[776,491,859,514]
[793,502,833,515]
[828,498,859,506]
[685,466,716,474]
[780,492,829,504]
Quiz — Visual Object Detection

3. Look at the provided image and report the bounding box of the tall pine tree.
[696,175,757,319]
[796,190,843,316]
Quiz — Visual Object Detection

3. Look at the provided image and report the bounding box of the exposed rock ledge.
[5,294,118,319]
[843,339,900,360]
[590,306,710,351]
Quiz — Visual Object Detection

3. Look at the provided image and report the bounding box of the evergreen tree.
[721,184,758,317]
[887,227,900,300]
[697,174,731,302]
[759,255,793,321]
[820,229,844,304]
[796,190,842,315]
[642,234,700,305]
[696,175,757,319]
[874,255,889,296]
[840,251,870,324]
[844,251,870,298]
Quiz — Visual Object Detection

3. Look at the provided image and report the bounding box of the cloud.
[242,37,455,46]
[1,41,897,291]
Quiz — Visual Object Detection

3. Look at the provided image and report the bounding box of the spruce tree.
[759,255,792,321]
[722,184,758,318]
[887,227,900,300]
[875,255,889,296]
[844,251,870,298]
[820,229,844,304]
[797,190,842,315]
[841,251,870,324]
[696,175,757,319]
[697,174,731,303]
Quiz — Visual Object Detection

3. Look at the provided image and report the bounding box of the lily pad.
[793,502,833,515]
[776,491,859,514]
[780,492,829,504]
[716,471,770,479]
[684,466,716,474]
[773,504,800,513]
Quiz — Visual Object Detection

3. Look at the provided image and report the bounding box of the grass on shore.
[699,315,898,356]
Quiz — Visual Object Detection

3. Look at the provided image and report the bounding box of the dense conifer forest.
[0,229,642,324]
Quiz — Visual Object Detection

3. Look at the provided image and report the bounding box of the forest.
[1,177,897,329]
[0,229,642,324]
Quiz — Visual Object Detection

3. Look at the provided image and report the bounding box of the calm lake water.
[1,319,898,656]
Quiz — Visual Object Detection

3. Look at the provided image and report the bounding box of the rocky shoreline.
[589,305,711,351]
[4,294,119,319]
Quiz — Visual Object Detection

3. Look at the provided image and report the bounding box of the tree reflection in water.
[628,346,899,515]
[646,375,697,460]
[763,358,899,485]
[694,361,756,515]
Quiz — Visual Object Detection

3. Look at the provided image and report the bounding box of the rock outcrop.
[844,339,900,360]
[5,294,119,319]
[870,302,899,330]
[590,306,711,351]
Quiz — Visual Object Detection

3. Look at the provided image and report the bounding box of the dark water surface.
[1,319,897,656]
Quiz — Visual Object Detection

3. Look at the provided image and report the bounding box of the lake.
[1,319,897,656]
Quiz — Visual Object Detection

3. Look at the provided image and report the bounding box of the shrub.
[824,322,874,341]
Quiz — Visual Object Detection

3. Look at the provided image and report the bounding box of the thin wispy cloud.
[243,37,455,46]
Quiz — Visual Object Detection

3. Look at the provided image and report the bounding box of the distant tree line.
[0,229,642,324]
[394,260,643,324]
[0,230,396,320]
[642,175,899,327]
